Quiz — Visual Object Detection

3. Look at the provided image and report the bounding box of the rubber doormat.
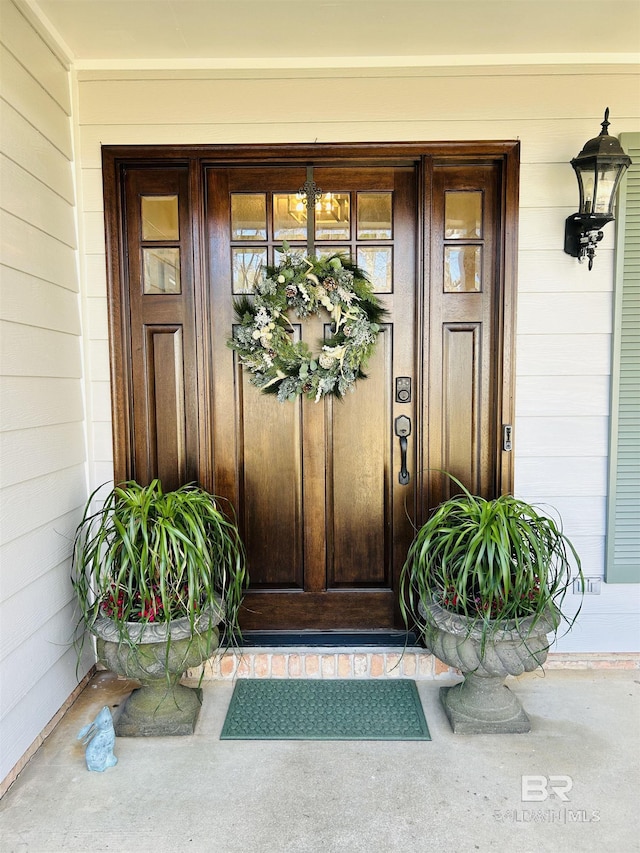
[220,679,431,740]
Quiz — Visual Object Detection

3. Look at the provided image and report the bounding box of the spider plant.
[400,474,584,647]
[71,479,248,652]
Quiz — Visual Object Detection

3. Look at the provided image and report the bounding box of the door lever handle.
[394,415,411,485]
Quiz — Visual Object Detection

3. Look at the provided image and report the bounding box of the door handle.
[394,415,411,485]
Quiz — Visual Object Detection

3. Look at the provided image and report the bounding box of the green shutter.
[606,133,640,583]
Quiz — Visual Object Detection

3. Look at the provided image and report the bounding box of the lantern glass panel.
[593,164,623,216]
[574,165,595,214]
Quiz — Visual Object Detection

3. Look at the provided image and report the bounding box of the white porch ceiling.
[20,0,640,68]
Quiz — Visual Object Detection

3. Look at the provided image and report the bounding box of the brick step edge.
[186,650,640,681]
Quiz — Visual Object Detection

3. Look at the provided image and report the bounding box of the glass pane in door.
[444,246,481,292]
[273,193,307,241]
[315,192,350,241]
[444,191,482,239]
[357,192,392,239]
[231,194,267,240]
[232,247,267,293]
[141,195,179,240]
[143,247,181,294]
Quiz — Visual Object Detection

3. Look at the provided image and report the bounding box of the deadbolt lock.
[395,377,411,403]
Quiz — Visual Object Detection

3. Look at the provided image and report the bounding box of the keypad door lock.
[395,377,411,403]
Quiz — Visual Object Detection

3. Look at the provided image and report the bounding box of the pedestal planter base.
[421,600,556,734]
[440,676,530,734]
[93,605,221,737]
[116,683,203,737]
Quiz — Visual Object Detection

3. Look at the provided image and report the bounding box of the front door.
[207,165,417,630]
[104,143,518,634]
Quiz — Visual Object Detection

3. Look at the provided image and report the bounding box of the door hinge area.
[502,424,513,452]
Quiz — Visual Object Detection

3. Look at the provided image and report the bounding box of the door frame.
[102,140,519,519]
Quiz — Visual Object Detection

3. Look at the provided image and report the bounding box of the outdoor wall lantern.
[564,108,631,270]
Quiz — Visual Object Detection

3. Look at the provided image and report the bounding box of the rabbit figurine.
[77,706,118,772]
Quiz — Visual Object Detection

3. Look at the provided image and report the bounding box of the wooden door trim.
[102,141,519,498]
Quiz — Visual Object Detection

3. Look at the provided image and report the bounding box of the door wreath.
[228,245,387,402]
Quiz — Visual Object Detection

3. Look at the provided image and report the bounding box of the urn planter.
[71,480,248,737]
[423,600,557,734]
[93,604,223,737]
[400,475,583,735]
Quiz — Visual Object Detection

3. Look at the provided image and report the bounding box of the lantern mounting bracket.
[564,213,613,270]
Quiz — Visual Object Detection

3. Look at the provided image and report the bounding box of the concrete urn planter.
[421,600,557,734]
[93,599,223,736]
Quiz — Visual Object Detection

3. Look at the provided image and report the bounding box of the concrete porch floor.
[1,668,639,853]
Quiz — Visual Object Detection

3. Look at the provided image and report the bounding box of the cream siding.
[0,2,91,784]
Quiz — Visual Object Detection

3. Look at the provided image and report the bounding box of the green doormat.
[220,679,431,741]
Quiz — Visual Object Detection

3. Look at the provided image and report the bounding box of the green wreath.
[228,244,387,402]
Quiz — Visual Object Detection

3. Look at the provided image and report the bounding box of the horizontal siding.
[516,334,610,375]
[0,562,75,664]
[0,154,77,248]
[0,510,79,599]
[0,643,93,786]
[535,496,606,537]
[515,376,610,416]
[83,253,107,298]
[0,210,78,290]
[517,251,617,292]
[77,72,639,126]
[516,417,608,456]
[0,46,72,158]
[0,465,87,547]
[520,208,615,253]
[91,420,113,462]
[516,293,613,334]
[89,380,113,421]
[0,322,82,378]
[0,0,70,112]
[0,265,81,333]
[0,101,74,203]
[515,457,608,496]
[0,423,86,487]
[0,2,87,786]
[0,376,84,431]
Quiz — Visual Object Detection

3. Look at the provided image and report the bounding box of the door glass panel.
[445,191,482,239]
[444,246,481,292]
[357,192,392,239]
[357,246,392,293]
[316,246,352,263]
[273,193,307,241]
[231,194,267,240]
[232,247,267,293]
[141,195,179,240]
[143,247,181,294]
[315,192,350,241]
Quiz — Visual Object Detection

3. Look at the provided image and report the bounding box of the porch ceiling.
[23,0,640,68]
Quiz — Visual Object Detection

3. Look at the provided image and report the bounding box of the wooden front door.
[104,143,518,634]
[207,165,417,630]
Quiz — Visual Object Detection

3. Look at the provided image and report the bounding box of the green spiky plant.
[71,480,248,658]
[400,474,584,653]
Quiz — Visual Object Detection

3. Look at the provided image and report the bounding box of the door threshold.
[239,630,422,648]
